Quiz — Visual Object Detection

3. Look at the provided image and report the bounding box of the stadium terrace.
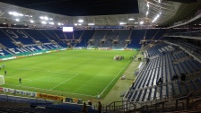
[0,0,201,113]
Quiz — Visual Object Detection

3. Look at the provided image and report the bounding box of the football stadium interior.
[0,0,201,113]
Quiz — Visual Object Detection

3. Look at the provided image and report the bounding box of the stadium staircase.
[127,30,145,49]
[124,30,132,49]
[102,30,117,48]
[87,31,96,48]
[111,32,119,48]
[73,31,84,47]
[99,31,107,47]
[118,30,131,49]
[76,30,94,47]
[93,30,105,48]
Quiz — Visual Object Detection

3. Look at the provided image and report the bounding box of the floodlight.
[49,22,54,25]
[39,16,44,19]
[8,11,23,16]
[128,18,134,21]
[88,23,95,25]
[134,22,139,24]
[44,16,49,20]
[58,23,61,25]
[147,2,149,8]
[146,11,149,16]
[78,19,84,23]
[152,13,161,23]
[30,20,34,23]
[15,19,20,22]
[120,22,126,25]
[41,21,47,24]
[8,12,12,15]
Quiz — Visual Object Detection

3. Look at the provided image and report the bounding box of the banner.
[65,98,73,102]
[3,88,36,97]
[1,56,16,61]
[65,97,82,104]
[72,98,78,103]
[16,56,25,59]
[37,93,64,101]
[0,87,3,92]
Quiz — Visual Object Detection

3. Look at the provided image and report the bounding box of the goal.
[0,75,5,85]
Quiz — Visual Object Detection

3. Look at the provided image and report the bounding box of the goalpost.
[0,75,5,85]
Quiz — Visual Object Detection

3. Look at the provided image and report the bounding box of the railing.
[167,13,201,29]
[105,100,136,113]
[179,44,201,63]
[127,90,201,113]
[164,41,201,63]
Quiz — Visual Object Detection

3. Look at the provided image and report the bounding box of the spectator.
[81,102,88,113]
[98,101,102,113]
[156,77,163,86]
[19,78,22,84]
[181,73,186,81]
[171,75,178,81]
[88,100,92,106]
[4,71,7,75]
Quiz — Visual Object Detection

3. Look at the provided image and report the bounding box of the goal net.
[0,75,5,85]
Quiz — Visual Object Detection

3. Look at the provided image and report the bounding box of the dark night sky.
[1,0,139,16]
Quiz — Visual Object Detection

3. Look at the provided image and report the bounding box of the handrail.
[176,91,193,110]
[167,13,201,29]
[108,89,201,112]
[165,41,201,63]
[106,100,136,112]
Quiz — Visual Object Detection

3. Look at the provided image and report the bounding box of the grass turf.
[0,49,137,100]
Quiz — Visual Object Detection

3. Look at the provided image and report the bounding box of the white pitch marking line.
[99,60,132,96]
[49,74,79,90]
[5,83,95,97]
[5,77,31,81]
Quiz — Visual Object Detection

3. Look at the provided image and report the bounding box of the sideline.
[99,60,132,96]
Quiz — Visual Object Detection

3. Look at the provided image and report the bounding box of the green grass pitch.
[0,49,137,100]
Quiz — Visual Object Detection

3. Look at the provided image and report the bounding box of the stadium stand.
[0,0,201,113]
[76,30,95,47]
[0,94,99,113]
[0,29,166,52]
[128,30,145,49]
[112,30,131,49]
[124,42,201,102]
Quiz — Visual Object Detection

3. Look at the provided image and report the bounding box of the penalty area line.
[49,74,79,90]
[99,60,132,96]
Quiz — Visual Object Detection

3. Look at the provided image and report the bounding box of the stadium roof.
[0,0,200,28]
